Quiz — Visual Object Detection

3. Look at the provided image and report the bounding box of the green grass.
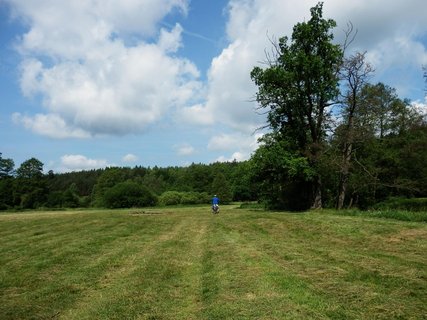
[327,208,427,222]
[1,207,426,319]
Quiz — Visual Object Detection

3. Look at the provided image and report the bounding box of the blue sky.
[1,0,426,172]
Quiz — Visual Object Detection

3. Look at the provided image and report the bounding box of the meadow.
[0,206,426,319]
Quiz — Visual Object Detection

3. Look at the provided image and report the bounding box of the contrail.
[160,21,218,45]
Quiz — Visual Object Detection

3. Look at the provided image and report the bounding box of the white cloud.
[11,0,188,57]
[158,24,184,53]
[122,153,138,163]
[209,132,262,162]
[8,0,201,138]
[12,113,90,139]
[60,154,110,172]
[208,133,250,151]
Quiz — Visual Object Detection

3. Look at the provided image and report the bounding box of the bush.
[159,191,182,206]
[103,181,157,208]
[180,192,199,205]
[180,192,210,205]
[159,191,211,206]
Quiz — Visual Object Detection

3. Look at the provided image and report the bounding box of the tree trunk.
[311,176,322,209]
[337,141,352,209]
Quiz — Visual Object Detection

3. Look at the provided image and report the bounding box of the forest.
[1,3,427,212]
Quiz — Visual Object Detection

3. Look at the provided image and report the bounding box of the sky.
[1,0,426,173]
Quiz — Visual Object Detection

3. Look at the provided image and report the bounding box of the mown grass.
[327,208,427,222]
[0,206,426,319]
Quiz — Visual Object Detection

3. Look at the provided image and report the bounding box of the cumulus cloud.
[60,154,110,172]
[8,0,201,138]
[122,153,138,163]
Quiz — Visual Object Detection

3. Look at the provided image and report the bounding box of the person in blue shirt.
[212,195,219,213]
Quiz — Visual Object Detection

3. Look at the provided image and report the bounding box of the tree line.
[0,157,256,210]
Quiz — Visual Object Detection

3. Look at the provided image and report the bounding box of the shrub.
[159,191,182,206]
[180,192,211,205]
[180,192,199,205]
[158,191,211,206]
[103,181,157,208]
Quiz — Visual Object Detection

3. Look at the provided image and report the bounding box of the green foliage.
[180,191,210,205]
[103,181,157,208]
[159,191,183,206]
[231,161,257,201]
[45,191,64,208]
[62,183,80,208]
[250,134,316,211]
[159,191,210,206]
[47,169,102,198]
[16,158,44,179]
[19,187,46,209]
[0,153,15,178]
[13,158,47,209]
[211,172,233,204]
[0,178,14,210]
[92,168,128,207]
[373,197,427,212]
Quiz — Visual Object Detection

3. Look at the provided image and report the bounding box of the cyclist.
[212,195,220,214]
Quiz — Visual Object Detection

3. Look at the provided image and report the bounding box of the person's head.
[214,195,217,197]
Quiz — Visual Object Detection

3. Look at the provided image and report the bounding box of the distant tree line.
[0,156,256,210]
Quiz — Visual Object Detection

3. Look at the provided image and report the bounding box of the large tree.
[250,2,342,209]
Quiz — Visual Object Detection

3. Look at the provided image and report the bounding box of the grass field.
[0,206,426,319]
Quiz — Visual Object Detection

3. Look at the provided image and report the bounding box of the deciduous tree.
[250,2,342,209]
